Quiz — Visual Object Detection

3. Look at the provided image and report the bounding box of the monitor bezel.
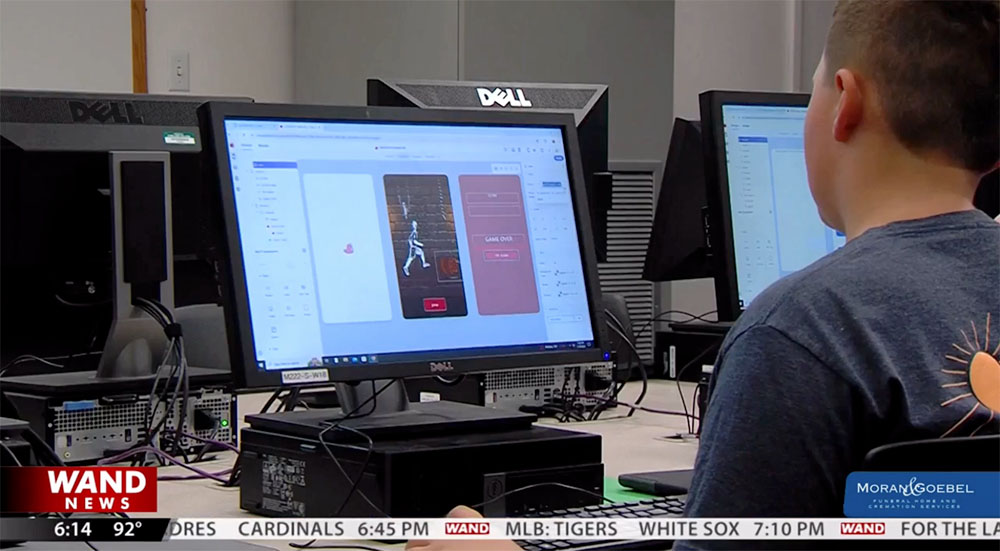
[199,101,610,390]
[699,90,811,322]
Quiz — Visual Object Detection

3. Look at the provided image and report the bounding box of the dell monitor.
[642,118,713,282]
[367,78,612,261]
[198,102,610,394]
[0,90,250,372]
[700,90,846,321]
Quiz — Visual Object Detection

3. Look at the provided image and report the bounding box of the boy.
[408,1,999,549]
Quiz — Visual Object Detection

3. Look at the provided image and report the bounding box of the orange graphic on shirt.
[940,313,1000,438]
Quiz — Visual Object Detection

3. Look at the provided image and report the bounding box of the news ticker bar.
[1,518,998,542]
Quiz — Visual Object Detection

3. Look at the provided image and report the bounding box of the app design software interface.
[721,104,847,309]
[224,119,596,370]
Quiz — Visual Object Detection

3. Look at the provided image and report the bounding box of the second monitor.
[700,90,847,321]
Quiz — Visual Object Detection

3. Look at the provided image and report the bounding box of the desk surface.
[142,380,699,550]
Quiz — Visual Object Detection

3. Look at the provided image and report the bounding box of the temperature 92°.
[114,520,143,537]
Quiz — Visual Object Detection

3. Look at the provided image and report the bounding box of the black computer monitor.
[0,89,250,368]
[367,78,612,261]
[975,169,998,218]
[642,118,713,282]
[700,90,845,321]
[199,102,610,390]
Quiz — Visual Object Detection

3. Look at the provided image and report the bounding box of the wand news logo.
[844,472,999,518]
[1,467,157,513]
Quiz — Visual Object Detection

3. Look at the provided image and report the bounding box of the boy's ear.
[833,68,863,143]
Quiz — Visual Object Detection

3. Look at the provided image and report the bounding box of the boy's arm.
[677,325,858,549]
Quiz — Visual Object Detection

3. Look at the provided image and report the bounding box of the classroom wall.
[666,0,799,318]
[294,0,459,105]
[460,0,674,161]
[798,0,836,91]
[0,0,132,92]
[0,0,294,102]
[145,0,294,102]
[293,0,674,161]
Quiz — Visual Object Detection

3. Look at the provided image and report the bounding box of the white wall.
[146,0,294,102]
[0,0,132,92]
[667,0,798,317]
[798,0,835,91]
[294,0,459,106]
[0,0,294,102]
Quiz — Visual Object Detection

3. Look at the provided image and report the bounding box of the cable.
[468,482,613,510]
[603,321,647,416]
[672,341,719,434]
[330,424,375,517]
[260,388,285,414]
[224,453,242,487]
[282,387,303,412]
[97,446,229,483]
[562,393,697,420]
[158,468,233,481]
[633,309,719,342]
[182,431,239,454]
[317,379,397,518]
[172,339,191,458]
[193,422,221,463]
[143,341,183,447]
[1,441,24,466]
[0,354,65,377]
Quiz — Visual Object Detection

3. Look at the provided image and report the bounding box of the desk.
[143,380,699,550]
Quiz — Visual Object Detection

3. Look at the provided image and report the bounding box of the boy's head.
[804,0,999,231]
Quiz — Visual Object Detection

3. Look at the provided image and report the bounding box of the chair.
[863,434,1000,471]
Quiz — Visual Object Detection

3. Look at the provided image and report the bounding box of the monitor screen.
[720,104,846,309]
[221,118,597,373]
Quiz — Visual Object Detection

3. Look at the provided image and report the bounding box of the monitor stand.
[97,151,173,380]
[335,379,410,415]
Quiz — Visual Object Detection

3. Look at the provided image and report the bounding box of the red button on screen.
[423,298,447,312]
[484,250,520,261]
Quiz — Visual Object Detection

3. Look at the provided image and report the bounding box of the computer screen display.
[221,118,597,373]
[720,104,846,309]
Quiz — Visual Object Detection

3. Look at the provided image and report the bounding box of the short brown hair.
[824,0,999,173]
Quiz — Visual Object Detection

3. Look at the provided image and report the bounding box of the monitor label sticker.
[280,369,330,385]
[163,131,196,145]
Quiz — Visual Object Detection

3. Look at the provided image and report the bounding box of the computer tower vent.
[54,402,146,433]
[598,161,659,364]
[484,367,557,390]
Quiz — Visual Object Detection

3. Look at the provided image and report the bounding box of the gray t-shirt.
[681,211,999,532]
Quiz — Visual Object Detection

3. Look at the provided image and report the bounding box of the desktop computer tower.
[240,424,603,518]
[2,369,235,464]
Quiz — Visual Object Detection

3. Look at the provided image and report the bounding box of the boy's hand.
[405,506,522,551]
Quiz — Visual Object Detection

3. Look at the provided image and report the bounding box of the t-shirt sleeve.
[675,325,857,550]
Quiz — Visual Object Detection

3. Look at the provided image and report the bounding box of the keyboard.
[515,496,686,551]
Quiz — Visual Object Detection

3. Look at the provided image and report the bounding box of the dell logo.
[476,87,532,108]
[429,361,455,373]
[69,100,144,124]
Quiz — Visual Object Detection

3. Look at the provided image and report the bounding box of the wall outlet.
[169,51,190,92]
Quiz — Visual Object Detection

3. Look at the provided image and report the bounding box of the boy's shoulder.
[723,210,1000,354]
